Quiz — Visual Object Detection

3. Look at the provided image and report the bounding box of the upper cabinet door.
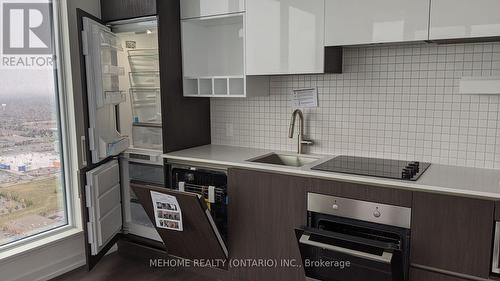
[180,0,245,19]
[325,0,429,46]
[246,0,325,75]
[429,0,500,40]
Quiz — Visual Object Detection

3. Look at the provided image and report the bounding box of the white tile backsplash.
[211,42,500,169]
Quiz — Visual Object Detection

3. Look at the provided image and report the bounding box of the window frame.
[0,0,82,257]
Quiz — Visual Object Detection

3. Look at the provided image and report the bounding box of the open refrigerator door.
[82,17,129,164]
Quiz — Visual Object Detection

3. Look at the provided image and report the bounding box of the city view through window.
[0,68,67,246]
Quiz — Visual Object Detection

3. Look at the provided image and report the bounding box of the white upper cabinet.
[181,0,245,19]
[246,0,325,75]
[181,13,269,97]
[325,0,429,46]
[429,0,500,40]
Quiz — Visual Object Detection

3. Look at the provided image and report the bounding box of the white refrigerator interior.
[115,26,162,151]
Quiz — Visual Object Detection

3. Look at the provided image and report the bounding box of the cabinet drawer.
[411,193,494,278]
[309,178,412,207]
[132,125,162,151]
[410,267,469,281]
[129,162,164,185]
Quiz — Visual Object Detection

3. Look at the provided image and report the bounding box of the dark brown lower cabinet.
[228,168,307,281]
[410,267,470,281]
[411,192,494,279]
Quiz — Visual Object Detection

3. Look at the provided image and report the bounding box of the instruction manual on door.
[151,191,183,231]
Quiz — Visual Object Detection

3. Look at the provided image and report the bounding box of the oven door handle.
[299,233,393,264]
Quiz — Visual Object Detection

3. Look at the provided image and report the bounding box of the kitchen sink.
[247,153,320,167]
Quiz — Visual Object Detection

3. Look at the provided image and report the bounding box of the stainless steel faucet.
[288,109,313,154]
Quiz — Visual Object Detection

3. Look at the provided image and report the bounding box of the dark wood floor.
[51,253,219,281]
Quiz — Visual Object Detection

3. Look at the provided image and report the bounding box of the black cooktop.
[311,156,431,181]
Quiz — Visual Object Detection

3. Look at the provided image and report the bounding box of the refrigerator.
[78,13,228,270]
[80,14,165,267]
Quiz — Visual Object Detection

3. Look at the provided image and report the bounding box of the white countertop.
[163,145,500,200]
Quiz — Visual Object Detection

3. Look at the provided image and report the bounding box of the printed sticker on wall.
[290,88,318,108]
[151,191,183,231]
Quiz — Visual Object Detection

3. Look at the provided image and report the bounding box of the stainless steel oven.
[296,193,411,281]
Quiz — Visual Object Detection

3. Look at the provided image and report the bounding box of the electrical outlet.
[226,123,234,137]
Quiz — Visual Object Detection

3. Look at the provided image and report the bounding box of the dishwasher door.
[131,182,228,268]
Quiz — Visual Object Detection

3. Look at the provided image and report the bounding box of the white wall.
[0,233,85,281]
[212,42,500,169]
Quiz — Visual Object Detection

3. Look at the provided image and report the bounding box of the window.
[0,0,71,248]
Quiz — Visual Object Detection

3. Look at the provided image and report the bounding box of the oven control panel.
[307,192,411,229]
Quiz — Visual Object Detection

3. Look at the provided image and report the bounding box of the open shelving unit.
[183,75,245,97]
[181,12,268,98]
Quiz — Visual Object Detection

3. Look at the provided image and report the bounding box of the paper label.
[290,88,318,108]
[151,191,183,231]
[208,185,215,204]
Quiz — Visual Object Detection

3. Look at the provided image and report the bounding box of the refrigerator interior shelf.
[129,88,161,124]
[127,49,159,72]
[127,49,159,56]
[129,71,161,88]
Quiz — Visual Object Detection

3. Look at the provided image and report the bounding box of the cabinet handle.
[492,222,500,273]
